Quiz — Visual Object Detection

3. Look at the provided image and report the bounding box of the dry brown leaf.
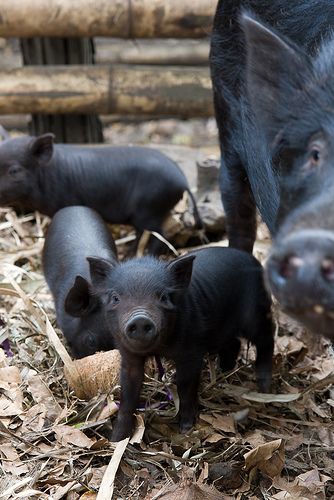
[284,434,305,451]
[54,424,96,449]
[242,392,300,403]
[25,370,61,421]
[88,465,107,489]
[317,427,334,447]
[147,480,232,500]
[50,481,79,500]
[305,396,331,419]
[129,413,145,444]
[0,365,21,384]
[244,439,285,479]
[20,403,47,433]
[309,359,334,381]
[295,469,331,495]
[0,386,23,417]
[0,348,8,367]
[1,443,20,461]
[273,468,331,500]
[9,489,49,499]
[1,460,30,477]
[244,430,267,448]
[97,398,119,421]
[0,360,23,418]
[204,432,224,444]
[0,444,29,476]
[200,413,235,434]
[96,437,129,500]
[0,477,34,499]
[275,334,306,356]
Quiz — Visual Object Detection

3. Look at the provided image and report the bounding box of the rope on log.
[0,65,213,117]
[0,0,215,38]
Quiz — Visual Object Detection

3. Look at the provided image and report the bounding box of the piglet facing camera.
[88,247,274,441]
[42,206,118,358]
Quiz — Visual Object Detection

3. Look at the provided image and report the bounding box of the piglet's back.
[180,247,270,332]
[43,206,116,297]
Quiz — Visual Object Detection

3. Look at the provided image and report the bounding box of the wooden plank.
[0,0,215,38]
[95,38,209,66]
[0,65,213,117]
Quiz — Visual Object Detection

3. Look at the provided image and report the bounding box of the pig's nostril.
[321,258,334,281]
[144,323,153,333]
[129,324,137,334]
[278,255,303,279]
[126,315,156,338]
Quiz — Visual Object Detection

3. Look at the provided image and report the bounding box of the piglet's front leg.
[175,355,203,433]
[111,351,145,442]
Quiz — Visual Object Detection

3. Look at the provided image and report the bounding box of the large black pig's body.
[43,206,117,358]
[210,0,334,245]
[210,1,334,338]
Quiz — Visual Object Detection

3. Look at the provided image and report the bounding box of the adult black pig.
[210,1,334,339]
[0,134,201,238]
[43,206,117,358]
[78,247,274,441]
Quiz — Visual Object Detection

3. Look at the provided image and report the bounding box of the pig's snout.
[266,229,334,335]
[125,314,157,340]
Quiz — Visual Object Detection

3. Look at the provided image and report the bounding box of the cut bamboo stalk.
[0,64,213,117]
[0,0,215,38]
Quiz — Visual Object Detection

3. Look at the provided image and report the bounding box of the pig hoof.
[107,421,132,442]
[257,379,271,393]
[110,428,131,442]
[179,420,194,434]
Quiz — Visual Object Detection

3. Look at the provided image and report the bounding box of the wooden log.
[0,65,213,117]
[95,38,209,66]
[20,38,103,143]
[0,0,215,38]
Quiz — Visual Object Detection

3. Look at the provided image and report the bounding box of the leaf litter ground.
[0,205,334,500]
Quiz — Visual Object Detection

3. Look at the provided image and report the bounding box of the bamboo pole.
[0,0,215,38]
[95,39,209,66]
[0,65,213,117]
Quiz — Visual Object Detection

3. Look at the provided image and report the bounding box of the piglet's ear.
[87,256,116,288]
[30,133,55,164]
[167,254,195,290]
[65,275,92,317]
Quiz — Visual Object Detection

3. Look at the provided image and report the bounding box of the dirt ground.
[0,116,333,500]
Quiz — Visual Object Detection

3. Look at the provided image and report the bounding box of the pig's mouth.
[116,309,163,354]
[265,227,334,339]
[122,334,160,355]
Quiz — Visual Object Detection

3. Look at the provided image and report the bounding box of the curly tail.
[186,188,203,230]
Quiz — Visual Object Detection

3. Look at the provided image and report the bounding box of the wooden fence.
[0,0,216,141]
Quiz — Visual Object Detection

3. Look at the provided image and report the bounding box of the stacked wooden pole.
[0,0,215,38]
[0,0,215,122]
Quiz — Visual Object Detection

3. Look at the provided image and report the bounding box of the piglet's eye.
[310,148,320,163]
[109,292,120,306]
[8,165,21,177]
[159,293,169,303]
[306,138,325,169]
